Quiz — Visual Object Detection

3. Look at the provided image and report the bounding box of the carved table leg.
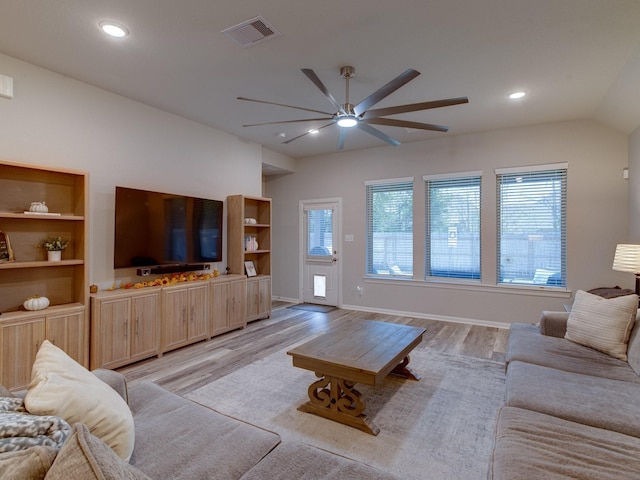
[298,374,380,435]
[390,355,421,380]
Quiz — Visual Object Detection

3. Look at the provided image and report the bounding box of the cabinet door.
[211,282,230,336]
[0,318,46,391]
[258,277,271,318]
[188,284,209,342]
[228,279,247,329]
[46,312,85,366]
[95,298,131,369]
[131,293,160,361]
[246,279,260,321]
[162,289,189,351]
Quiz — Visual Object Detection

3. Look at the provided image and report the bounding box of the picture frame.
[0,230,15,263]
[244,260,257,277]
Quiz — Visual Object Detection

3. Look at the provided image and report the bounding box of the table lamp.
[612,244,640,295]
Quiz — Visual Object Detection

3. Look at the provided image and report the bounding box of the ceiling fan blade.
[242,117,332,127]
[282,122,334,145]
[353,69,420,117]
[356,123,401,146]
[237,96,333,116]
[337,128,347,150]
[363,97,469,118]
[301,69,346,115]
[363,117,449,132]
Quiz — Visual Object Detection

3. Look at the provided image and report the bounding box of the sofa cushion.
[45,423,150,480]
[24,341,135,461]
[127,381,281,480]
[565,289,638,360]
[506,323,640,383]
[506,361,640,437]
[0,446,56,480]
[239,441,400,480]
[489,406,640,480]
[626,315,640,376]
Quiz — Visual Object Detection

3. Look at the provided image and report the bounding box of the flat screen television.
[114,186,223,270]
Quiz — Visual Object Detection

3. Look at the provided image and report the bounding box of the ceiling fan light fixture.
[337,116,358,128]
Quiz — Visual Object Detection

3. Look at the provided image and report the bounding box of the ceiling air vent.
[222,16,281,48]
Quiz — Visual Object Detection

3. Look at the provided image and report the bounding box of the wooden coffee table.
[287,320,426,435]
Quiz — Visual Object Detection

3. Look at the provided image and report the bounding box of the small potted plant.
[40,236,69,262]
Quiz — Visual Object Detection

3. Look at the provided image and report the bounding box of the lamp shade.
[612,244,640,273]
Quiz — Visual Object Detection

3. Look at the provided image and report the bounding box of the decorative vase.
[47,250,62,262]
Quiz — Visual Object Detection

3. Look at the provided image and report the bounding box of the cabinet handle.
[135,319,139,335]
[124,320,128,338]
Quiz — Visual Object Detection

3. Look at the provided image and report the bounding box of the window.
[365,178,414,277]
[496,164,567,287]
[304,207,333,258]
[425,173,481,280]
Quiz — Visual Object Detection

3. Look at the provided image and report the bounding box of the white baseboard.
[339,303,510,329]
[272,296,299,304]
[271,297,510,329]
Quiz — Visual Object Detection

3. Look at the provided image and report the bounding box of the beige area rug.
[186,345,505,480]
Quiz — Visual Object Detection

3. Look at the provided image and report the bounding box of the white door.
[301,200,340,306]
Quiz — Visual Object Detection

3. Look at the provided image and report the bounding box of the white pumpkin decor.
[23,295,50,311]
[29,202,49,213]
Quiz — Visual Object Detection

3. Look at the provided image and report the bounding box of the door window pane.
[306,209,333,257]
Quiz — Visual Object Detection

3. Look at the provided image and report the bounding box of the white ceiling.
[1,0,640,160]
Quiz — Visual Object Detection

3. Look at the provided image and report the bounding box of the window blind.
[425,174,481,280]
[365,179,414,277]
[496,167,567,287]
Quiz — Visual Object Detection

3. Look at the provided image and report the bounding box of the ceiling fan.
[238,66,468,149]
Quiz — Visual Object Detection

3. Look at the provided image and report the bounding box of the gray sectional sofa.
[1,368,399,479]
[100,370,400,479]
[489,310,640,479]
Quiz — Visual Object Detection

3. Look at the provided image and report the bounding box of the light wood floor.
[117,301,510,397]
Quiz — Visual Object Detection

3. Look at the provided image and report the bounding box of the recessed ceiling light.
[509,91,526,100]
[99,21,129,38]
[308,128,319,134]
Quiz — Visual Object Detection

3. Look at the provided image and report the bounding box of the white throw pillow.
[24,341,135,461]
[565,289,639,360]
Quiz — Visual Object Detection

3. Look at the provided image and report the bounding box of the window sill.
[363,276,572,298]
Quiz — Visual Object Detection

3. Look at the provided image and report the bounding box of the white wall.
[629,126,640,241]
[266,120,630,325]
[0,53,270,287]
